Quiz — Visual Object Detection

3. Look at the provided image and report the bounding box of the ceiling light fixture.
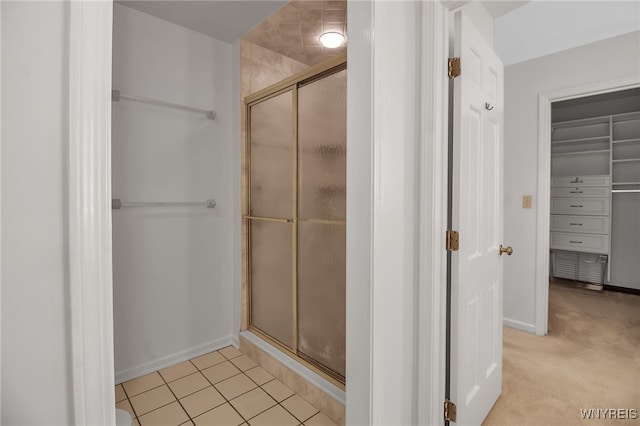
[319,32,345,48]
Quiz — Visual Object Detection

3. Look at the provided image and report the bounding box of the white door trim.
[535,75,640,336]
[417,1,449,425]
[68,1,115,424]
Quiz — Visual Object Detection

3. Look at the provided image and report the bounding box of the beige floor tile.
[192,403,244,426]
[229,387,276,420]
[202,361,242,384]
[159,361,198,383]
[116,399,136,419]
[219,346,243,360]
[168,372,210,399]
[134,419,140,426]
[137,401,189,426]
[191,351,226,370]
[281,394,319,422]
[244,366,274,386]
[180,386,226,418]
[123,372,165,397]
[230,354,258,372]
[129,385,176,416]
[248,405,299,426]
[261,379,295,402]
[115,384,127,403]
[215,373,258,400]
[304,412,337,426]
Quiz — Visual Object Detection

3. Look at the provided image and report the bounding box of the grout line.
[278,393,318,423]
[195,355,255,423]
[118,382,141,421]
[156,366,193,424]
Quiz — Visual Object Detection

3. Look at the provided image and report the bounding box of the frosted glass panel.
[250,220,293,348]
[297,222,346,377]
[298,70,347,221]
[250,91,294,219]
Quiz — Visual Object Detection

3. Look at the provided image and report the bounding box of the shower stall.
[244,56,347,383]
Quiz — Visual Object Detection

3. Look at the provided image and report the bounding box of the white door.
[450,10,506,426]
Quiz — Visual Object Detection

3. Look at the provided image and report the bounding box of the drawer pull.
[569,241,583,244]
[569,223,583,226]
[570,191,583,194]
[570,205,583,208]
[570,178,584,184]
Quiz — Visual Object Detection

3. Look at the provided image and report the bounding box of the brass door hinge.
[448,57,461,79]
[446,230,459,251]
[444,399,457,422]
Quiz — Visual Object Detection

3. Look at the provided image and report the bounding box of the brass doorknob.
[499,245,513,256]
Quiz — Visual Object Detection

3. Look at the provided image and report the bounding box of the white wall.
[1,2,73,424]
[112,4,234,380]
[503,31,640,331]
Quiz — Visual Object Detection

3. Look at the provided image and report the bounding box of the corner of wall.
[231,38,242,340]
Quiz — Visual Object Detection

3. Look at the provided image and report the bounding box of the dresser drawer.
[550,197,610,216]
[550,215,610,234]
[550,186,610,198]
[550,232,609,254]
[551,175,610,187]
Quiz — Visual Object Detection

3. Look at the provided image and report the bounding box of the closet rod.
[112,90,216,120]
[612,190,640,193]
[112,199,217,209]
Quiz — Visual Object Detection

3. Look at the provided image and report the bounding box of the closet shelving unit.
[550,115,612,288]
[611,111,640,193]
[550,109,640,288]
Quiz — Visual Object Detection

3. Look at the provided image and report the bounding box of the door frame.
[534,75,640,336]
[67,1,115,424]
[65,0,452,424]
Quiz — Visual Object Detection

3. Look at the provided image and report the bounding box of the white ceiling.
[495,1,640,66]
[481,1,531,18]
[116,0,640,68]
[116,0,288,43]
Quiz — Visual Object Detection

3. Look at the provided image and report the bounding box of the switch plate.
[522,195,532,209]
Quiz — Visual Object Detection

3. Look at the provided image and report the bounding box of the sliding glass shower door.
[246,62,346,382]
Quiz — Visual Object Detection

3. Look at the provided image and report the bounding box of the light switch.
[522,195,532,209]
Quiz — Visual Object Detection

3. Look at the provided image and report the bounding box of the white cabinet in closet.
[550,175,611,287]
[550,175,611,255]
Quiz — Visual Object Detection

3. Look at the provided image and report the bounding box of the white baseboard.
[503,317,536,334]
[115,335,234,384]
[231,332,240,349]
[240,330,346,405]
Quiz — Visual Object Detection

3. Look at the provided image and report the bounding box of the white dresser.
[550,175,610,285]
[550,175,611,254]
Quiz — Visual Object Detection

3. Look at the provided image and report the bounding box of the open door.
[448,10,507,425]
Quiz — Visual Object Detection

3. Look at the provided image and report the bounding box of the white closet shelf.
[551,136,610,145]
[552,115,611,128]
[552,149,610,157]
[612,181,640,186]
[612,112,640,122]
[612,138,640,144]
[612,158,640,163]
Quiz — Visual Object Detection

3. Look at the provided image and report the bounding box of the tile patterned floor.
[115,346,337,426]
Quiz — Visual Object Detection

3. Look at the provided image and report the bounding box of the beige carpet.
[483,281,640,426]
